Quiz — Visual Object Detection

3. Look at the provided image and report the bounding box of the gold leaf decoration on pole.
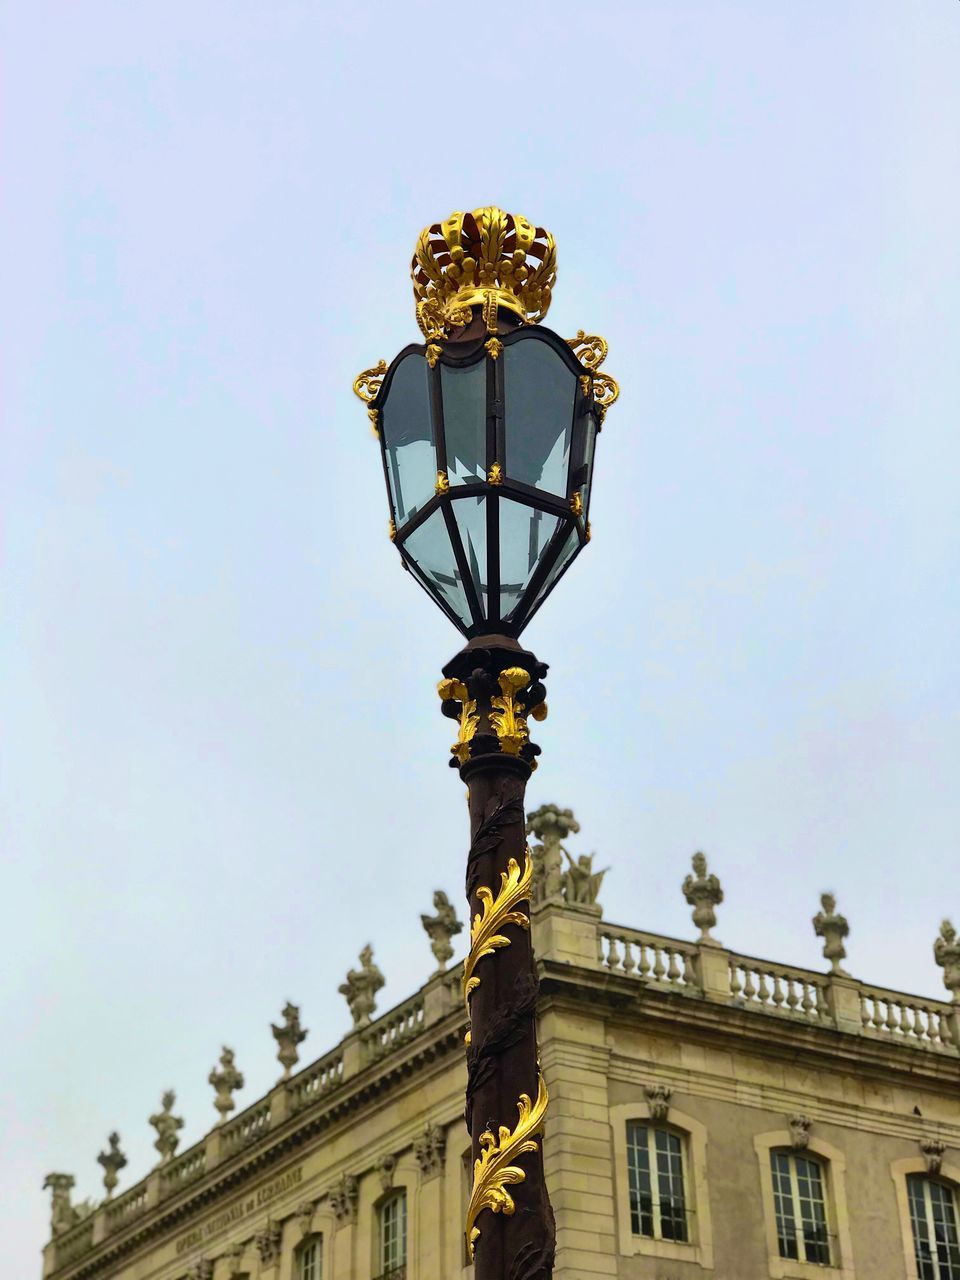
[437,678,479,766]
[489,667,531,756]
[462,849,533,1017]
[466,1072,549,1260]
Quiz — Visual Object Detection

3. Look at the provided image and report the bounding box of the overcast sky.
[3,1,959,1270]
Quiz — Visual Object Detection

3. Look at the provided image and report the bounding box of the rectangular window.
[380,1190,408,1275]
[626,1123,689,1243]
[770,1151,831,1265]
[908,1174,960,1280]
[298,1238,322,1280]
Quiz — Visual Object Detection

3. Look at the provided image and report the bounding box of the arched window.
[626,1122,689,1243]
[907,1175,960,1279]
[377,1189,407,1278]
[769,1149,831,1265]
[296,1236,323,1280]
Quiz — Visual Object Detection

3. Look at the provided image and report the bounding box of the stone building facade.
[42,840,960,1280]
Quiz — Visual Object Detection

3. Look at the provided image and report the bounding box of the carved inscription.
[175,1166,303,1254]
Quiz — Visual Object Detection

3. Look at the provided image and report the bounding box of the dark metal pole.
[438,636,555,1280]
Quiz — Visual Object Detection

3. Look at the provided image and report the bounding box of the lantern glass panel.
[525,524,581,620]
[450,494,487,616]
[402,508,472,628]
[581,407,599,516]
[503,339,577,495]
[441,361,487,485]
[380,354,436,524]
[498,501,562,620]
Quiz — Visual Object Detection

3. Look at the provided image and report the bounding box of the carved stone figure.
[329,1172,359,1224]
[209,1047,245,1124]
[187,1260,213,1280]
[295,1199,319,1234]
[788,1114,812,1151]
[377,1153,397,1192]
[682,851,724,945]
[338,945,385,1028]
[526,803,580,904]
[149,1090,184,1163]
[255,1219,282,1264]
[934,919,960,1001]
[813,893,850,976]
[920,1137,947,1175]
[644,1084,672,1123]
[420,890,463,972]
[562,850,608,910]
[43,1173,77,1235]
[414,1122,447,1179]
[96,1132,127,1199]
[271,1002,308,1080]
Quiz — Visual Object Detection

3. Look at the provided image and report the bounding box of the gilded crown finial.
[411,207,557,339]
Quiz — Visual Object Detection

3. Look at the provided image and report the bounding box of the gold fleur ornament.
[466,1073,550,1260]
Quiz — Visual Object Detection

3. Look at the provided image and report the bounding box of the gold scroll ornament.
[466,1072,550,1260]
[462,849,533,1040]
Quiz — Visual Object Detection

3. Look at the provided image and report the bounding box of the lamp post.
[354,207,618,1279]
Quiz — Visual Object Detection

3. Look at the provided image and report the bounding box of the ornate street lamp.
[354,207,618,1280]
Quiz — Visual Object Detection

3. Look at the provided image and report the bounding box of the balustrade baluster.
[667,950,681,985]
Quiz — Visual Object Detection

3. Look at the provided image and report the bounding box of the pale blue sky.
[3,1,959,1270]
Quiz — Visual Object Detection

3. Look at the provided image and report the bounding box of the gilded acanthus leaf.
[592,370,620,417]
[462,850,533,1012]
[466,1072,549,1260]
[437,678,479,766]
[489,666,531,756]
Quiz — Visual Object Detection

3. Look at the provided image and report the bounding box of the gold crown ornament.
[412,207,557,339]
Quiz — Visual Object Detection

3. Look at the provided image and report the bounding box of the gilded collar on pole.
[411,207,557,339]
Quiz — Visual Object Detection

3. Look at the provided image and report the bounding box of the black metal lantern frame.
[371,324,602,638]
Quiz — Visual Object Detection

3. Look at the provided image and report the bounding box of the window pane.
[442,361,487,485]
[909,1176,937,1280]
[626,1123,654,1238]
[381,354,436,525]
[771,1152,800,1260]
[381,1191,407,1271]
[654,1129,688,1242]
[498,500,561,620]
[525,524,580,620]
[450,495,488,618]
[403,508,472,628]
[795,1155,831,1264]
[929,1180,960,1278]
[503,338,576,495]
[298,1239,322,1280]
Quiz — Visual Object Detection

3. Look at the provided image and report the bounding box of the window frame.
[377,1187,408,1276]
[295,1234,323,1280]
[769,1148,832,1266]
[754,1130,854,1280]
[892,1156,960,1280]
[610,1098,714,1269]
[625,1120,690,1243]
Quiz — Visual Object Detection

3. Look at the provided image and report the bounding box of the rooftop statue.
[339,944,385,1028]
[149,1090,184,1164]
[682,851,724,945]
[271,1001,308,1080]
[96,1131,127,1198]
[526,803,580,904]
[813,892,851,976]
[421,890,463,972]
[208,1048,244,1124]
[934,919,960,1001]
[562,850,608,910]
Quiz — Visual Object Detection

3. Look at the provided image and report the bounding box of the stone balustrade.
[287,1046,344,1115]
[728,952,830,1022]
[220,1097,272,1156]
[52,1220,93,1267]
[157,1144,206,1198]
[859,985,956,1050]
[361,992,426,1063]
[598,925,699,992]
[103,1182,148,1233]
